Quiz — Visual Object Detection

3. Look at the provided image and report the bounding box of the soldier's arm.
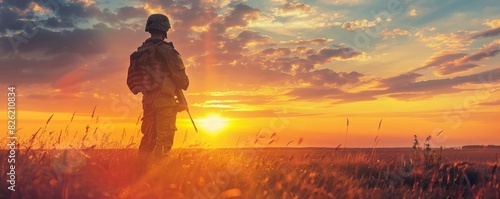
[163,47,189,90]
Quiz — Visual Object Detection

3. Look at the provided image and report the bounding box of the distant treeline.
[462,145,500,149]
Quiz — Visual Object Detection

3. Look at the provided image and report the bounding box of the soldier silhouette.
[127,14,189,166]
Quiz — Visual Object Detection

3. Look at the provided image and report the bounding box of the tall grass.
[1,113,499,198]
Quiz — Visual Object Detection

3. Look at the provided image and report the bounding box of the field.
[1,147,499,199]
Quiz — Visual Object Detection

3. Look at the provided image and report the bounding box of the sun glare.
[199,114,227,134]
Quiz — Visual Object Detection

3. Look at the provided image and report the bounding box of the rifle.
[176,89,198,132]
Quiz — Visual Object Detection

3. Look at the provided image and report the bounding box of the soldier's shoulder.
[131,42,152,58]
[157,41,181,56]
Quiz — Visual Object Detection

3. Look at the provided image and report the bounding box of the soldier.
[127,14,189,165]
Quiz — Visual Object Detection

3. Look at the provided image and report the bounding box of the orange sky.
[0,0,499,148]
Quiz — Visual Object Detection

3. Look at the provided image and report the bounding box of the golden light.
[199,114,228,135]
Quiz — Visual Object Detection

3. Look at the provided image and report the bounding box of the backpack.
[127,42,164,95]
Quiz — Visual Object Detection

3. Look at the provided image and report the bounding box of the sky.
[0,0,499,148]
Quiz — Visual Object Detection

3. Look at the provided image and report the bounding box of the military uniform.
[130,14,189,163]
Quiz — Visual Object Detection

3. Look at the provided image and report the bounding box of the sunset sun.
[199,114,228,134]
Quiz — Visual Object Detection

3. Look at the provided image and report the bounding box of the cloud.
[319,0,363,5]
[249,7,340,34]
[307,47,362,63]
[484,19,500,29]
[260,48,293,57]
[380,28,411,39]
[308,47,363,64]
[187,32,364,90]
[256,46,363,75]
[341,18,383,31]
[0,0,360,103]
[278,38,332,45]
[415,31,472,51]
[409,8,418,17]
[282,2,311,13]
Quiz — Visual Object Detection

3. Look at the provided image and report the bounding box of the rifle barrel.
[186,109,198,132]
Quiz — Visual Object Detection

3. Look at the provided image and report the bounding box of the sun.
[199,114,227,134]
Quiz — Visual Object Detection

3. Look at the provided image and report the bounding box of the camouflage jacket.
[138,38,189,108]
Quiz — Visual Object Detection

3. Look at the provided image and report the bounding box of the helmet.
[145,14,171,32]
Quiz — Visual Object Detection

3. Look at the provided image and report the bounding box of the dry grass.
[1,113,499,198]
[1,147,499,199]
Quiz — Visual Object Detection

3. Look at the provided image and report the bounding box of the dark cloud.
[388,68,499,95]
[298,69,364,86]
[415,53,466,71]
[287,68,500,103]
[0,5,26,33]
[438,63,479,75]
[413,40,500,75]
[223,4,260,28]
[0,0,149,35]
[116,6,148,20]
[435,41,500,75]
[1,0,32,10]
[169,0,218,28]
[471,27,500,39]
[55,1,99,21]
[385,93,432,101]
[138,0,175,7]
[0,0,97,33]
[0,53,81,85]
[0,28,107,56]
[287,87,345,100]
[261,48,292,56]
[479,100,500,106]
[45,17,75,28]
[0,25,144,91]
[461,44,500,63]
[379,72,423,88]
[0,0,365,96]
[220,30,271,57]
[286,87,377,102]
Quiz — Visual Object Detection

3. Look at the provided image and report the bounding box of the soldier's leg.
[137,108,157,169]
[138,122,155,157]
[152,106,177,159]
